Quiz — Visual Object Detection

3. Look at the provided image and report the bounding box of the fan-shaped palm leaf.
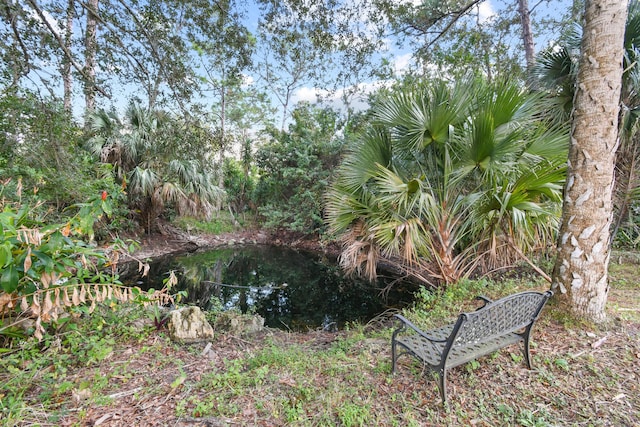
[624,0,640,67]
[129,167,160,198]
[374,80,471,154]
[523,124,570,161]
[335,127,393,193]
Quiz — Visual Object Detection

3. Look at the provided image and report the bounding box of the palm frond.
[625,0,640,57]
[532,46,576,91]
[129,167,160,198]
[324,187,376,235]
[523,124,570,161]
[372,163,424,213]
[337,224,380,281]
[88,110,121,135]
[334,127,393,193]
[374,80,470,153]
[326,77,566,286]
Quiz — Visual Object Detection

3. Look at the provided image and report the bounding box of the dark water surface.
[129,245,415,331]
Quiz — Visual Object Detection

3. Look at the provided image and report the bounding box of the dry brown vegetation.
[2,262,639,427]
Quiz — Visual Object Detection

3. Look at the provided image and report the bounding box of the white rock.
[167,306,214,343]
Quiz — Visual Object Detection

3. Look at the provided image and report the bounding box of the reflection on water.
[130,245,414,331]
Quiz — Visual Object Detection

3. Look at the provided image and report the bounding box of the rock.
[167,306,214,343]
[214,312,264,335]
[201,342,217,360]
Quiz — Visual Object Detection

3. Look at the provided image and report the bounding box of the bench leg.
[391,339,397,374]
[523,338,533,369]
[522,326,535,369]
[437,369,448,404]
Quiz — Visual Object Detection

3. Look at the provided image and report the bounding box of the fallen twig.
[108,387,143,399]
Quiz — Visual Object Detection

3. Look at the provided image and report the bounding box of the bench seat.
[396,328,524,369]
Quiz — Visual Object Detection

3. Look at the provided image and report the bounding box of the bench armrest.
[475,295,493,309]
[393,314,449,343]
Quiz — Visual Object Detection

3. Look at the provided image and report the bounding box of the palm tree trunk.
[551,0,627,322]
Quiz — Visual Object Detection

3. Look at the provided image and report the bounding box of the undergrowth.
[1,274,638,426]
[174,213,238,235]
[407,276,549,329]
[0,304,153,424]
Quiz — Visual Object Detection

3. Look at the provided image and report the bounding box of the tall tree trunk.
[216,83,227,212]
[551,0,627,323]
[63,0,74,113]
[518,0,535,71]
[84,0,99,124]
[611,133,640,239]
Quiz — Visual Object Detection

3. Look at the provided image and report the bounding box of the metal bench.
[391,290,553,404]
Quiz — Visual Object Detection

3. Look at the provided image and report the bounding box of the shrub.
[0,183,172,343]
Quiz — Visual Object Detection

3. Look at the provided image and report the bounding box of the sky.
[254,0,572,121]
[23,0,574,126]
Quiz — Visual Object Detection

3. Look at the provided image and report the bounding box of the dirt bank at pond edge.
[124,224,340,263]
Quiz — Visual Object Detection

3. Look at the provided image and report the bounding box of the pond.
[128,245,415,331]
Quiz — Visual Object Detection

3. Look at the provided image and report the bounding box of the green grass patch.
[405,276,547,329]
[609,260,640,290]
[174,213,237,235]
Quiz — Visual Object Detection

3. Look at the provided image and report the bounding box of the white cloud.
[292,86,323,104]
[393,53,413,75]
[291,80,393,114]
[339,81,393,111]
[29,8,62,35]
[478,1,496,23]
[241,73,255,87]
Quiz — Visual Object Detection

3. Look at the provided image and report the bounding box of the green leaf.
[45,231,65,253]
[31,250,55,270]
[1,265,19,293]
[101,200,113,216]
[0,243,12,268]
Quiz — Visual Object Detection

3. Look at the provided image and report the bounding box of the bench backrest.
[452,291,552,347]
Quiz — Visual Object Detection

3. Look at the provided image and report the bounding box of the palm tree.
[87,104,224,233]
[325,78,568,288]
[533,0,640,244]
[551,0,628,323]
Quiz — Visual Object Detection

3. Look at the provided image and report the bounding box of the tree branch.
[108,0,192,114]
[76,0,151,87]
[424,0,484,50]
[399,0,484,49]
[3,3,31,79]
[24,0,111,99]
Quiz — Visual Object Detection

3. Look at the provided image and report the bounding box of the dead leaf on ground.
[591,336,608,349]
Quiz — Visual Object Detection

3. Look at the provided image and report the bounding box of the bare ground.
[8,231,640,426]
[18,296,639,427]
